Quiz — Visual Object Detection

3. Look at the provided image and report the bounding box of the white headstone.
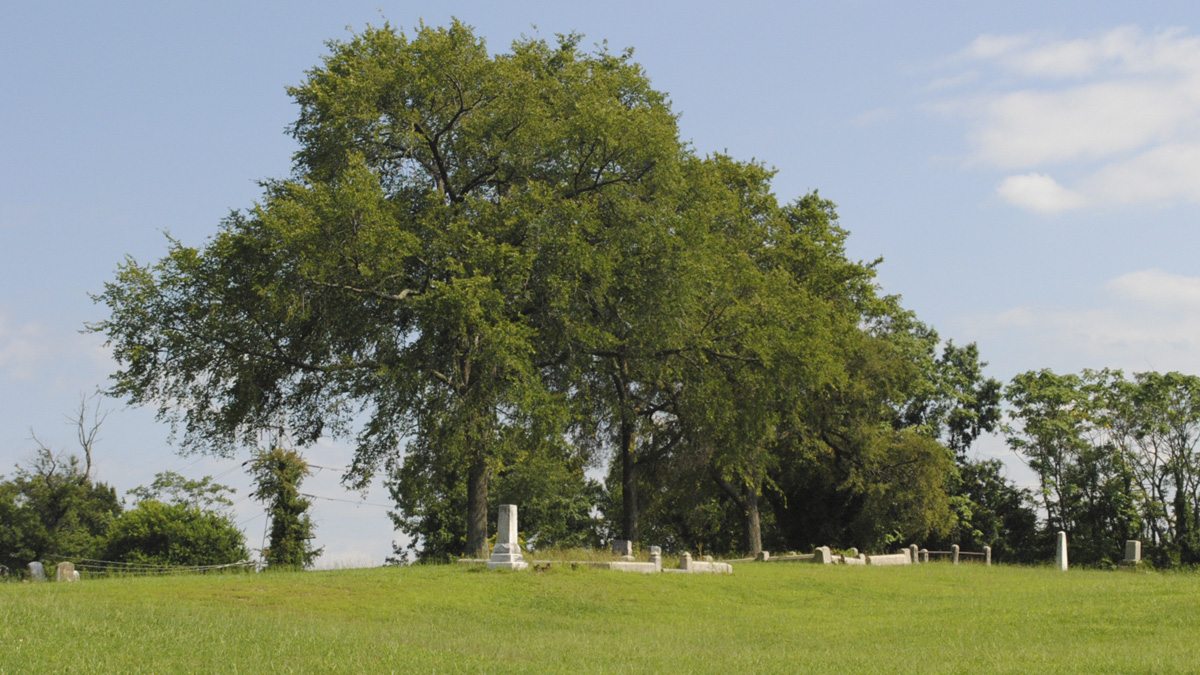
[1125,540,1141,564]
[649,546,662,572]
[951,544,960,565]
[679,552,693,572]
[56,561,76,582]
[1056,531,1068,571]
[909,544,919,564]
[984,546,992,566]
[486,504,528,571]
[27,561,45,582]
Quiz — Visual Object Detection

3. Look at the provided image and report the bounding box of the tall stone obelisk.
[487,504,528,570]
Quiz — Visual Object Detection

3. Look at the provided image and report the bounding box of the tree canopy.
[92,20,998,560]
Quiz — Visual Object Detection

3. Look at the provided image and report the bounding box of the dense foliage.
[102,500,247,567]
[1005,369,1200,567]
[86,20,1200,567]
[0,448,121,572]
[249,447,322,568]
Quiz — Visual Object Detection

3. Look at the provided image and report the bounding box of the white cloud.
[0,317,53,380]
[954,270,1200,376]
[936,26,1200,213]
[995,173,1086,213]
[1082,142,1200,206]
[973,80,1197,168]
[1105,268,1200,308]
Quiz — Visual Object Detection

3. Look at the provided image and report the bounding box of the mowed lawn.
[2,561,1197,673]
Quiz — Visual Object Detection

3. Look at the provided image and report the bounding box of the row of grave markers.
[484,505,732,574]
[25,561,79,582]
[1055,532,1143,571]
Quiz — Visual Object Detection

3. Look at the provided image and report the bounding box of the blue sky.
[4,1,1200,565]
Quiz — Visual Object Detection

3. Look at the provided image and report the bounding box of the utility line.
[301,492,392,508]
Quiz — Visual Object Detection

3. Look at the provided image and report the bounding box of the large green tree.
[92,21,684,557]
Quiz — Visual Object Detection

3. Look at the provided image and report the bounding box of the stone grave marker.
[56,561,77,582]
[1056,531,1068,571]
[27,561,45,582]
[812,547,833,564]
[487,504,528,571]
[611,540,634,557]
[1125,540,1141,564]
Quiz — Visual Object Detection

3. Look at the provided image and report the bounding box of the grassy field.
[3,560,1198,673]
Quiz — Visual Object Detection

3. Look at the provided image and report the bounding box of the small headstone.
[1125,540,1141,564]
[1056,531,1068,571]
[951,544,960,565]
[919,548,929,563]
[72,571,80,581]
[612,540,634,557]
[56,561,76,582]
[812,546,833,564]
[702,555,714,562]
[649,546,663,572]
[679,552,693,572]
[909,544,919,564]
[756,551,770,562]
[486,504,529,571]
[27,562,45,582]
[984,546,992,566]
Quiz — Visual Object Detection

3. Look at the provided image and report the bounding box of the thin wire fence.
[41,553,255,577]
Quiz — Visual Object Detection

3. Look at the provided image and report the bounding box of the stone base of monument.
[487,543,529,571]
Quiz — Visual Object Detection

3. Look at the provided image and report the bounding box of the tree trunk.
[710,465,762,556]
[743,484,762,556]
[465,457,490,558]
[621,418,639,543]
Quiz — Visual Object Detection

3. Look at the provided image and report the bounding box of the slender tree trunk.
[621,418,639,543]
[710,465,762,556]
[743,484,762,556]
[466,456,490,557]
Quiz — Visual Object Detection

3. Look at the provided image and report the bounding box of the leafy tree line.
[0,448,247,573]
[1005,369,1200,567]
[92,20,1189,566]
[90,21,1001,562]
[2,411,318,574]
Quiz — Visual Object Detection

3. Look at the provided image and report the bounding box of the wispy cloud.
[934,26,1200,213]
[0,316,54,380]
[955,269,1200,375]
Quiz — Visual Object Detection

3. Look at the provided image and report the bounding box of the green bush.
[102,500,247,567]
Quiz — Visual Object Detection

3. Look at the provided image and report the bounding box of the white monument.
[1056,531,1068,571]
[1125,540,1141,564]
[487,504,529,571]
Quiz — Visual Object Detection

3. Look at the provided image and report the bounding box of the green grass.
[3,562,1198,673]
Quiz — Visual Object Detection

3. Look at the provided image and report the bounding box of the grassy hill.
[3,561,1198,672]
